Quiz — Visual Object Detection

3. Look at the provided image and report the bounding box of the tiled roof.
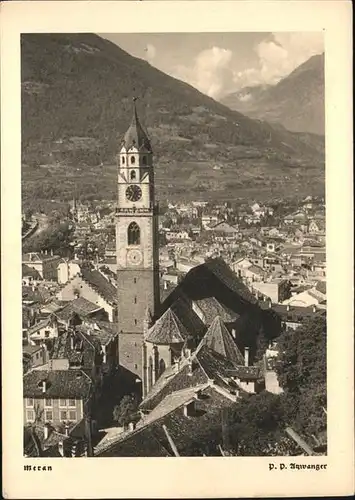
[22,264,42,279]
[81,269,117,305]
[55,297,103,323]
[23,369,92,399]
[226,365,261,381]
[315,281,326,295]
[96,385,235,457]
[169,295,206,340]
[79,321,118,346]
[248,265,264,275]
[27,316,53,335]
[51,328,98,371]
[199,316,244,365]
[140,345,241,412]
[161,258,258,321]
[146,308,189,345]
[192,297,238,325]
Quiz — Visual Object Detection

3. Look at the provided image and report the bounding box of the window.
[59,399,67,407]
[45,411,53,421]
[134,278,137,284]
[122,156,125,164]
[26,398,34,408]
[44,398,52,407]
[134,319,137,325]
[68,399,76,407]
[130,156,135,164]
[130,170,136,180]
[134,297,137,304]
[142,156,147,165]
[127,222,140,246]
[26,410,35,422]
[45,331,50,338]
[68,410,77,421]
[60,411,67,421]
[134,364,138,369]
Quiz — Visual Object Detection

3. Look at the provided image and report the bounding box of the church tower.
[116,98,160,385]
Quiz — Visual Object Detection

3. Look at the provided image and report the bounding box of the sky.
[100,32,324,99]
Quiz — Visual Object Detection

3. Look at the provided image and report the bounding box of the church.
[115,100,281,400]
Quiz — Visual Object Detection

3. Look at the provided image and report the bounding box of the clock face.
[126,185,142,202]
[127,249,143,266]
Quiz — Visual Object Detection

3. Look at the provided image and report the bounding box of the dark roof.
[96,385,235,457]
[81,269,117,305]
[169,295,206,339]
[226,365,261,381]
[140,345,241,412]
[146,308,189,345]
[22,264,42,279]
[192,297,238,325]
[315,281,326,295]
[79,321,118,346]
[266,304,326,321]
[161,258,258,322]
[51,328,98,371]
[199,316,244,365]
[55,297,103,323]
[122,100,152,152]
[23,369,92,399]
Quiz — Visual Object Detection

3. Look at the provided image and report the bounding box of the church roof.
[198,316,244,365]
[122,99,152,152]
[145,308,189,345]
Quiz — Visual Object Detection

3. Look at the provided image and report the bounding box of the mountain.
[221,54,325,136]
[21,34,324,209]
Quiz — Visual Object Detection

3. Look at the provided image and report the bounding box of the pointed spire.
[199,316,245,365]
[122,96,152,152]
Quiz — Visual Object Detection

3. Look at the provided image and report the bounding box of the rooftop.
[23,369,92,399]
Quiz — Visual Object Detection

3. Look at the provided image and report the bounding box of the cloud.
[172,46,234,99]
[233,32,324,89]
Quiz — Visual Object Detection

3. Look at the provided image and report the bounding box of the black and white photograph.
[21,30,328,458]
[1,1,353,498]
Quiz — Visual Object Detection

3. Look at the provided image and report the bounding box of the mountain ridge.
[21,33,325,207]
[221,53,325,136]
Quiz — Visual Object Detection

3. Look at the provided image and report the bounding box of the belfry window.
[130,170,136,181]
[122,156,125,164]
[131,156,135,164]
[128,222,140,245]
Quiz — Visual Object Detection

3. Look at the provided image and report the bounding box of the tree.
[112,394,140,429]
[275,315,327,439]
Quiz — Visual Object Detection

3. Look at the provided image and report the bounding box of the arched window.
[158,359,166,377]
[130,170,136,180]
[131,156,135,164]
[148,356,153,390]
[142,156,147,165]
[128,222,140,245]
[122,156,125,164]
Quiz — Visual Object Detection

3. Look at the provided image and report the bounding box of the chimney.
[286,304,290,311]
[42,380,47,393]
[312,305,316,313]
[45,249,48,255]
[64,424,70,437]
[50,249,53,256]
[244,347,250,367]
[58,440,64,457]
[187,360,193,377]
[231,329,236,339]
[128,422,136,431]
[269,300,272,309]
[43,423,49,440]
[164,281,168,290]
[70,334,74,350]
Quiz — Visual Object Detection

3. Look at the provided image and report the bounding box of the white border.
[1,2,354,498]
